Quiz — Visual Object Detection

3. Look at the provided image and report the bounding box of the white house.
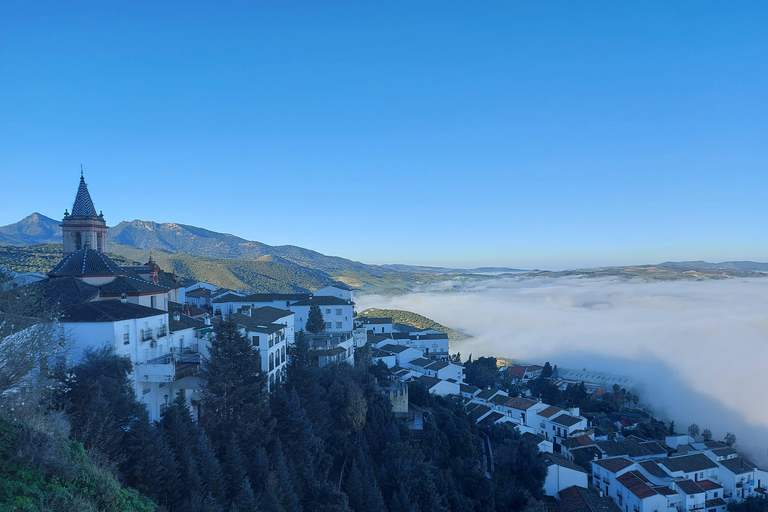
[378,344,423,367]
[290,295,355,334]
[313,284,354,301]
[406,330,449,360]
[224,312,289,391]
[543,453,588,497]
[592,457,636,496]
[60,300,183,421]
[359,317,395,334]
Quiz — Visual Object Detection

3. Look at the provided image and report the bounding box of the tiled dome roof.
[48,248,126,278]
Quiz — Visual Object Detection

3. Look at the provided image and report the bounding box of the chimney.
[120,293,127,303]
[173,312,181,321]
[204,314,211,326]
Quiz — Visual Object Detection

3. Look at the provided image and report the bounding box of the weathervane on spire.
[81,164,83,177]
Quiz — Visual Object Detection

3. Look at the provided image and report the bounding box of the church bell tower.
[61,169,108,256]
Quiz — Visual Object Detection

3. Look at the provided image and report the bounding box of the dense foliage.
[5,318,547,511]
[357,308,471,341]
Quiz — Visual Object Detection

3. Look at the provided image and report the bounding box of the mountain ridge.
[1,214,766,289]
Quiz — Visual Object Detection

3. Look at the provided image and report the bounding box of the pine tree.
[55,346,144,462]
[305,303,325,334]
[271,439,302,512]
[233,477,258,512]
[200,317,274,451]
[197,431,226,507]
[222,436,248,504]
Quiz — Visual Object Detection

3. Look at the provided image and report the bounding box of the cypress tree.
[305,303,325,334]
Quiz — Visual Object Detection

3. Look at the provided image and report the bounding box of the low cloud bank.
[358,277,768,464]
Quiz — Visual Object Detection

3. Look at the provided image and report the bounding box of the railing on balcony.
[147,353,201,365]
[141,328,153,342]
[156,326,167,338]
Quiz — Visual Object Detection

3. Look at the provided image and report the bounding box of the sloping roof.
[543,452,587,473]
[468,405,492,422]
[426,361,450,371]
[409,332,448,340]
[62,300,166,322]
[703,441,727,449]
[247,306,293,324]
[459,384,480,395]
[224,313,284,335]
[409,357,432,368]
[639,460,668,478]
[697,480,722,491]
[380,344,410,354]
[561,435,595,450]
[169,313,204,332]
[552,414,583,427]
[617,471,658,499]
[705,498,727,508]
[539,406,563,418]
[414,375,441,390]
[189,288,213,298]
[719,457,757,475]
[476,388,500,400]
[677,480,704,495]
[490,394,512,406]
[98,275,169,295]
[504,397,538,410]
[558,485,622,512]
[594,457,634,473]
[478,411,504,427]
[361,317,392,324]
[658,453,719,473]
[712,447,737,457]
[291,296,350,306]
[28,276,100,307]
[48,248,126,278]
[71,174,98,216]
[639,441,667,456]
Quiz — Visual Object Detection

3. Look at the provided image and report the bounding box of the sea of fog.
[357,276,768,466]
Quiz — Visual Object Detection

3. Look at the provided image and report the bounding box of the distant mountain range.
[0,213,765,291]
[0,214,489,292]
[0,213,62,245]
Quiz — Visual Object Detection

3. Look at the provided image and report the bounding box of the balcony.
[156,326,167,338]
[141,328,153,342]
[138,352,201,382]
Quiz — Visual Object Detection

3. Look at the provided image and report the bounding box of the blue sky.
[1,2,766,268]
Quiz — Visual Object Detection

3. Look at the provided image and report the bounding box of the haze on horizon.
[357,276,768,466]
[1,2,767,269]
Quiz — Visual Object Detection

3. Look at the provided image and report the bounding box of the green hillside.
[0,418,154,511]
[0,244,337,293]
[358,307,472,341]
[108,244,339,293]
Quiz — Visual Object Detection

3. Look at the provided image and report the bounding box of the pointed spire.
[71,169,98,217]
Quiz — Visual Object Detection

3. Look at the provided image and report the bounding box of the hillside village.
[1,173,766,512]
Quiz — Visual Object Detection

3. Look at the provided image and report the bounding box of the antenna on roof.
[81,164,83,177]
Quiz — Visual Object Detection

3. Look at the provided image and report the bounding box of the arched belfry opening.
[61,169,108,257]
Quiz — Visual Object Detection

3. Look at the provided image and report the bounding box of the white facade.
[314,285,353,302]
[291,301,354,334]
[544,460,588,497]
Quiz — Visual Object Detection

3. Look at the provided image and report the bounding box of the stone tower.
[61,170,108,256]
